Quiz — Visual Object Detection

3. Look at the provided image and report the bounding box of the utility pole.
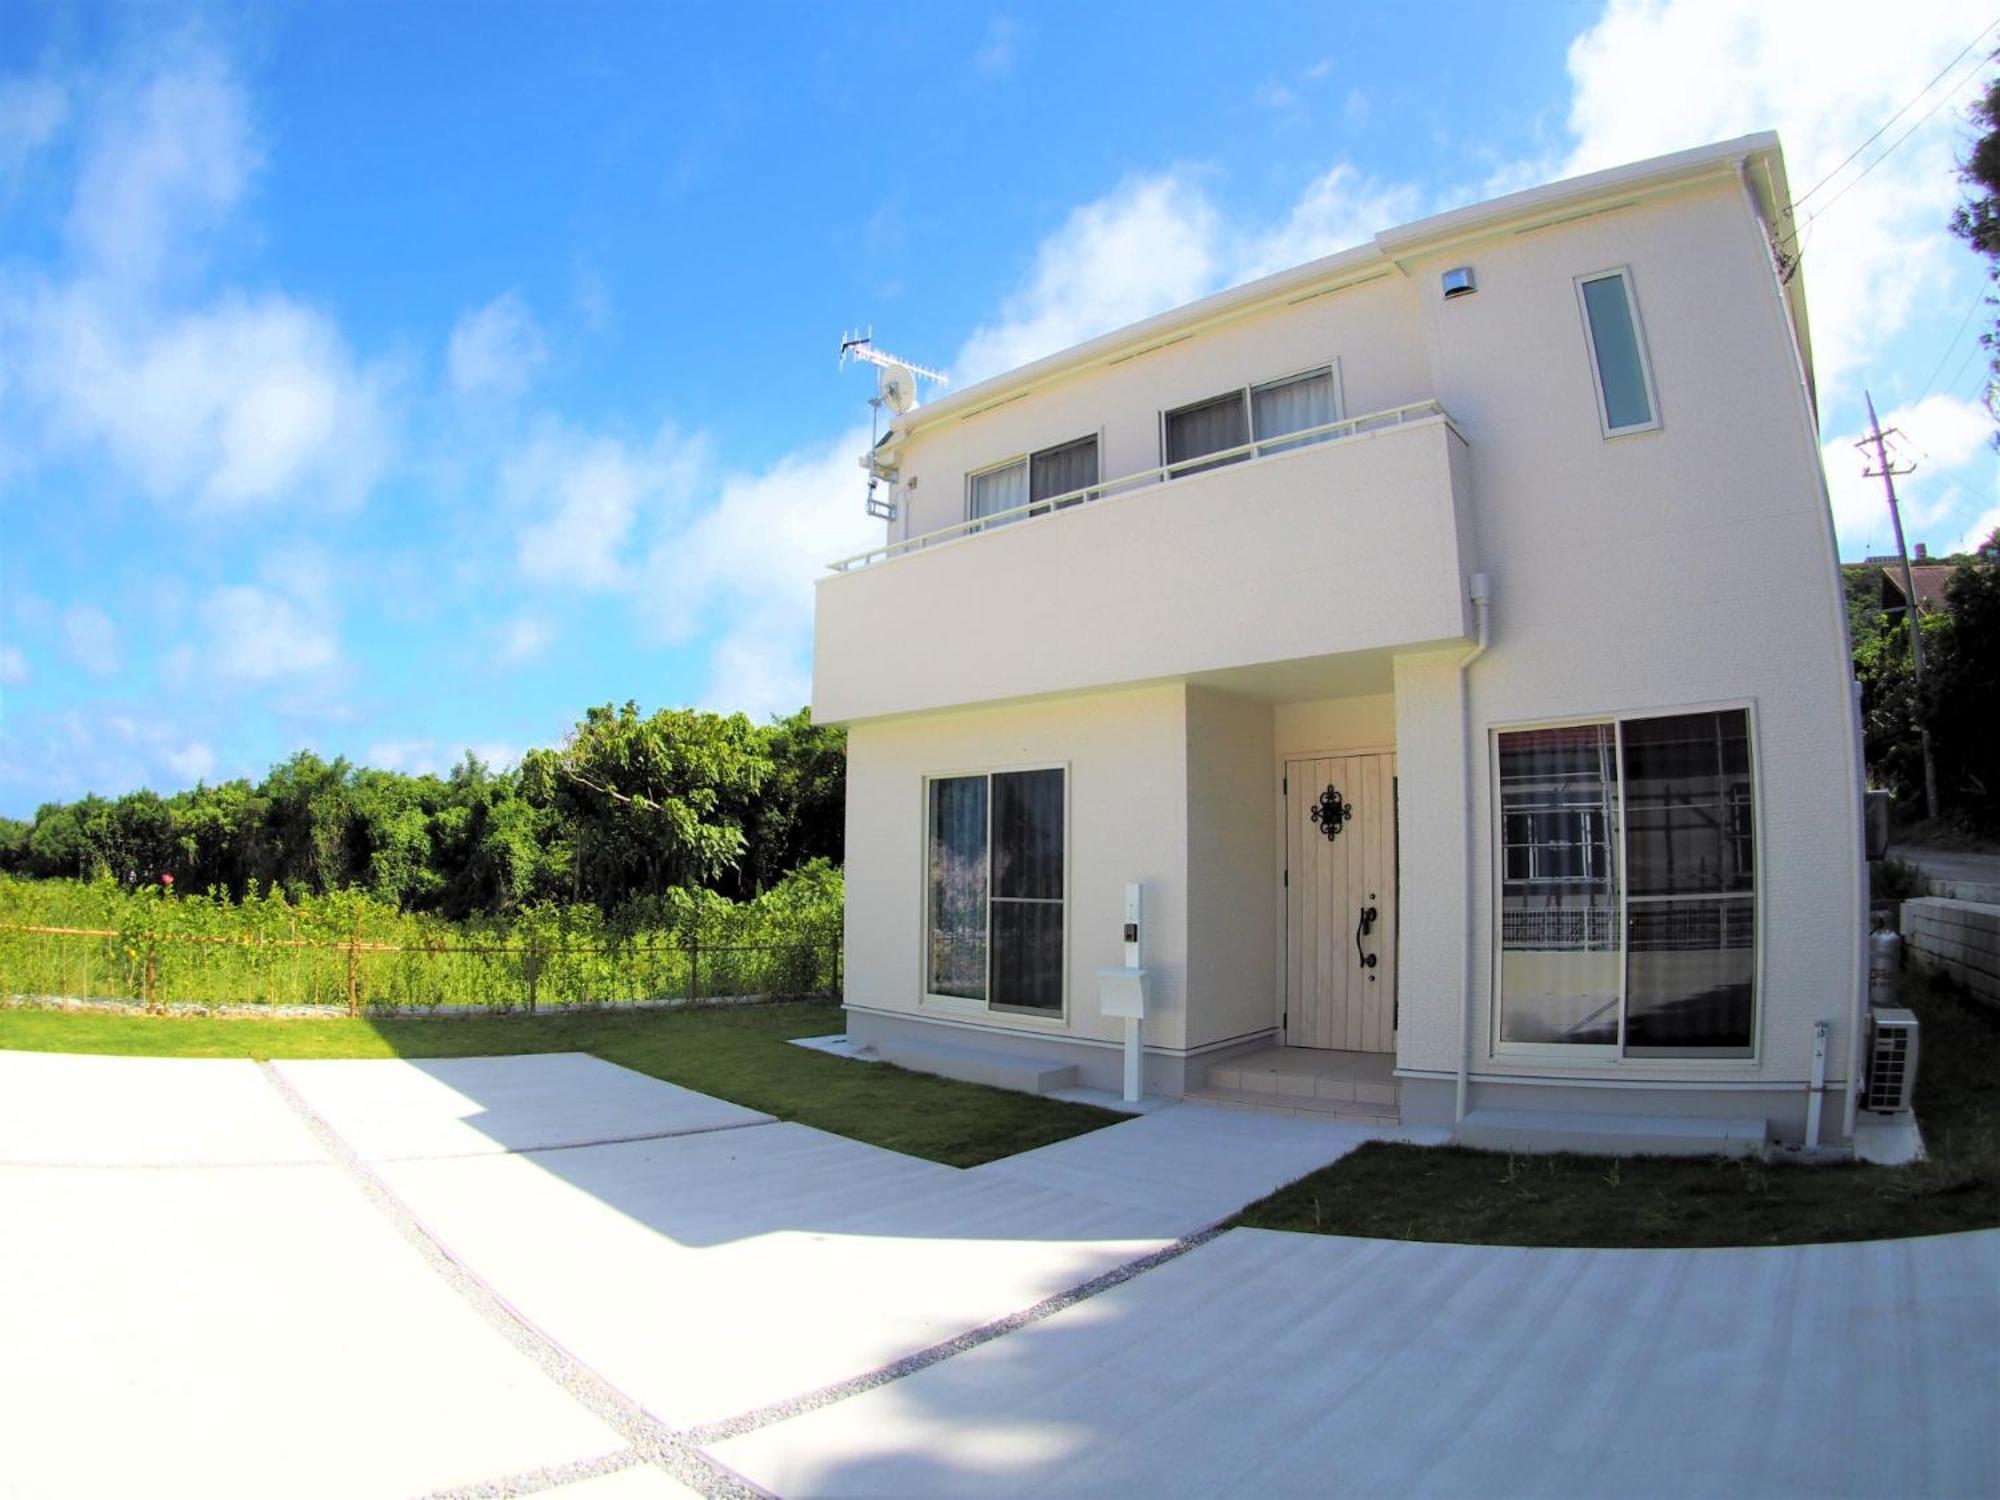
[1859,391,1939,821]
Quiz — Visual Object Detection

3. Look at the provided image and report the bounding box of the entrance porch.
[1188,1046,1399,1122]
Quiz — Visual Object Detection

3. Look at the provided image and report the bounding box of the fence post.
[144,943,158,1012]
[346,919,359,1018]
[832,939,841,1000]
[689,935,700,1007]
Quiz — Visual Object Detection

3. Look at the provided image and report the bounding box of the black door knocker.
[1310,784,1351,842]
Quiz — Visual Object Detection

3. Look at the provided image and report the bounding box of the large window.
[927,768,1065,1014]
[1164,365,1340,476]
[967,436,1098,529]
[1496,709,1755,1058]
[1576,270,1658,436]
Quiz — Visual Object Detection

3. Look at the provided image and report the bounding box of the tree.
[1950,66,2000,432]
[519,702,772,907]
[1926,531,2000,827]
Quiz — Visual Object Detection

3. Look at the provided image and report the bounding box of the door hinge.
[1282,775,1288,794]
[1283,869,1289,888]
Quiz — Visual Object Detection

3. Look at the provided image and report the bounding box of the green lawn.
[1233,971,2000,1247]
[0,1000,1121,1168]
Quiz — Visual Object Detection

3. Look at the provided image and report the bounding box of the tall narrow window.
[1496,709,1756,1058]
[1622,711,1755,1058]
[925,769,1066,1014]
[1497,724,1622,1047]
[927,776,988,1000]
[1578,271,1657,435]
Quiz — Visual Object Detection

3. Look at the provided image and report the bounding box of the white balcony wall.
[815,416,1475,724]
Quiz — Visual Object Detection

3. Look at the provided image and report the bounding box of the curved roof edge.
[905,132,1795,435]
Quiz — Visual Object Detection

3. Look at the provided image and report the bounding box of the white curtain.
[1252,369,1337,454]
[968,460,1028,528]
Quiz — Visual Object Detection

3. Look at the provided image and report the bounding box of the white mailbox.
[1096,965,1149,1019]
[1102,882,1148,1102]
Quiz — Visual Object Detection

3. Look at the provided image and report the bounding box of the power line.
[1796,52,1996,230]
[1916,280,1992,402]
[1789,18,2000,212]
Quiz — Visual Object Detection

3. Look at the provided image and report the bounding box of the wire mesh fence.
[0,922,841,1015]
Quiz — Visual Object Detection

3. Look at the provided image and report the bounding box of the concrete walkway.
[5,1047,1995,1498]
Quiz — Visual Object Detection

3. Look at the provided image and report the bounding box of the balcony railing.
[826,399,1458,573]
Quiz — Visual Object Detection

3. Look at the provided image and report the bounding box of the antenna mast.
[840,328,948,522]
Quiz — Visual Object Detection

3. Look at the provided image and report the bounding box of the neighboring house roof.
[896,132,1800,439]
[1882,564,1955,616]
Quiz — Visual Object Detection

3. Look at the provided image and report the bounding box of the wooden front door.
[1285,752,1397,1052]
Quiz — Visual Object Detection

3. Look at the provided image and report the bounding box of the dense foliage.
[1950,68,2000,429]
[0,861,843,1012]
[1850,534,2000,830]
[0,705,843,918]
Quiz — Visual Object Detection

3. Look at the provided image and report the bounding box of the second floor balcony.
[813,401,1477,724]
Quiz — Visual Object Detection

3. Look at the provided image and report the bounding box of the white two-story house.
[813,133,1867,1153]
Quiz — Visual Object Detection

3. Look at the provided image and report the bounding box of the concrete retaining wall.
[1901,897,2000,1005]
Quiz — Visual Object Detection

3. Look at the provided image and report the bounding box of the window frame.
[1487,701,1764,1066]
[963,434,1102,530]
[920,762,1071,1024]
[1159,360,1345,477]
[1573,267,1662,439]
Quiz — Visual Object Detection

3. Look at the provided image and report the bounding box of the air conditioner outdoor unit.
[1864,1007,1920,1114]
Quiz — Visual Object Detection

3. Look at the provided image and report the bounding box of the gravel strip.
[416,1446,643,1499]
[257,1061,771,1500]
[367,1117,777,1166]
[681,1223,1232,1447]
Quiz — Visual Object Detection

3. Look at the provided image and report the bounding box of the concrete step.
[869,1037,1078,1096]
[1203,1062,1398,1109]
[1183,1085,1399,1124]
[1455,1108,1769,1158]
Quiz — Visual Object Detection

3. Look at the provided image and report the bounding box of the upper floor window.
[1576,270,1659,436]
[1164,365,1340,476]
[968,435,1099,529]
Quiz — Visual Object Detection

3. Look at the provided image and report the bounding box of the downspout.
[1734,157,1869,1143]
[1454,571,1493,1125]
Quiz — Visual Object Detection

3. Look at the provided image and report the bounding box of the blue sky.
[1,1,1996,816]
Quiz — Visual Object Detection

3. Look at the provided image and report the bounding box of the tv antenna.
[840,329,948,522]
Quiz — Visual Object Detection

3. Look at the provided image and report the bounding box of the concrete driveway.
[3,1048,1994,1498]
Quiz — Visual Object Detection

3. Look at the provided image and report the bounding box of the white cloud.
[497,613,554,664]
[10,285,393,513]
[639,426,879,716]
[0,643,28,687]
[974,16,1022,78]
[364,738,518,776]
[448,291,548,399]
[197,583,339,684]
[1559,0,1992,392]
[62,603,118,676]
[162,740,215,781]
[64,41,257,287]
[954,173,1224,382]
[0,75,67,182]
[507,419,705,590]
[1238,163,1425,281]
[1820,393,1996,556]
[0,44,395,515]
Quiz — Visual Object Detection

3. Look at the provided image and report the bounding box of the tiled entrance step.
[1186,1047,1399,1123]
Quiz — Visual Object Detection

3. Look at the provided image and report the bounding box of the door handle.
[1355,906,1379,970]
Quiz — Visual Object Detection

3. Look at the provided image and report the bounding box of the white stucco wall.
[841,685,1193,1055]
[1184,688,1277,1053]
[1389,176,1862,1093]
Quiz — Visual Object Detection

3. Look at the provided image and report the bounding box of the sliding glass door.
[1496,708,1756,1059]
[926,768,1066,1015]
